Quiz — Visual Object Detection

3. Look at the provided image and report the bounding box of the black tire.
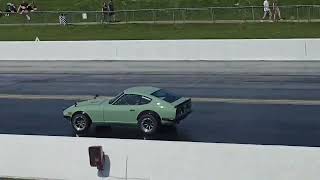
[138,114,159,135]
[71,113,91,134]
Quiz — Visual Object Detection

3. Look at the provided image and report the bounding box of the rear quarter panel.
[143,98,176,120]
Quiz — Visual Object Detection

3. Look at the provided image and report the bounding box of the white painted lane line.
[0,94,319,105]
[192,98,320,105]
[0,94,95,101]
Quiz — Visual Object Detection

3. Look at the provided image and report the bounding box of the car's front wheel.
[138,114,159,135]
[71,113,91,134]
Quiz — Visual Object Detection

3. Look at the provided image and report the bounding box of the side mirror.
[88,146,105,171]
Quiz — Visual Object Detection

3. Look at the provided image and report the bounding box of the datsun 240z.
[63,86,192,135]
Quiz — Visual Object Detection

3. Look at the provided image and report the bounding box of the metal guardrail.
[0,5,320,25]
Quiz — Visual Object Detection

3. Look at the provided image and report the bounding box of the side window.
[140,96,152,105]
[114,94,141,105]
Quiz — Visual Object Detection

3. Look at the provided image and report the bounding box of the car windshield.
[151,89,180,103]
[109,92,124,104]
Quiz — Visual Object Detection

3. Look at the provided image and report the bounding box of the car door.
[103,94,141,124]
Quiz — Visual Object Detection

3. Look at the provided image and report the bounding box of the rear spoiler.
[173,98,191,108]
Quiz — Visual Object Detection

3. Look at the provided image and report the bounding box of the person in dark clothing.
[108,0,115,22]
[5,3,17,16]
[6,3,17,12]
[18,1,31,21]
[18,1,28,13]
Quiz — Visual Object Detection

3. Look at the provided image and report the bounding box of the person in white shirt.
[262,0,272,20]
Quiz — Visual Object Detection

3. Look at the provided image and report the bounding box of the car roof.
[124,86,160,96]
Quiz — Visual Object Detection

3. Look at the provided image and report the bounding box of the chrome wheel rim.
[141,118,154,133]
[73,116,87,131]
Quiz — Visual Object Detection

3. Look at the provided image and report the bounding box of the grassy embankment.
[0,23,319,41]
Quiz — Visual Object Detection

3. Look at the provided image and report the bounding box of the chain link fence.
[0,5,320,25]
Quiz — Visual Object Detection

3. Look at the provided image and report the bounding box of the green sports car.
[63,86,192,135]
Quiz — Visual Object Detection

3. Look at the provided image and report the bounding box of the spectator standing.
[18,1,28,13]
[18,1,31,21]
[108,0,116,22]
[272,0,281,21]
[262,0,272,20]
[101,2,109,22]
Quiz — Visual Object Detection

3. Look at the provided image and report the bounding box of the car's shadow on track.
[74,125,192,142]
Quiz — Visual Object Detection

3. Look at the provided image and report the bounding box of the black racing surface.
[1,99,320,147]
[1,73,320,100]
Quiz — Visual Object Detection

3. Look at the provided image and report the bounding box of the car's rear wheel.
[138,114,159,135]
[71,113,91,134]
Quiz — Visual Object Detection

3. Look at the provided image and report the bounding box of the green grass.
[1,6,319,25]
[1,0,319,11]
[0,23,320,41]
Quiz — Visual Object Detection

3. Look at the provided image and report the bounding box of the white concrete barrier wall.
[0,135,320,180]
[306,39,320,60]
[0,39,319,61]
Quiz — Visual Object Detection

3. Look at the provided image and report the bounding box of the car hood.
[76,98,108,107]
[63,98,109,117]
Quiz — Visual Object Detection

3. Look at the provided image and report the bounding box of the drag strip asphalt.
[1,73,320,100]
[1,99,320,147]
[1,61,320,147]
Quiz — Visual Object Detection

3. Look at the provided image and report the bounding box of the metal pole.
[242,7,246,22]
[212,8,215,23]
[185,8,187,23]
[182,9,185,24]
[44,12,48,24]
[239,7,243,22]
[241,7,245,22]
[133,11,135,22]
[210,8,214,23]
[318,6,320,20]
[252,6,255,20]
[69,13,72,24]
[308,6,311,22]
[125,11,128,23]
[296,6,299,22]
[319,6,320,20]
[173,10,175,24]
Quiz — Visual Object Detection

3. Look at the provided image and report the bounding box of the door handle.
[130,109,135,112]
